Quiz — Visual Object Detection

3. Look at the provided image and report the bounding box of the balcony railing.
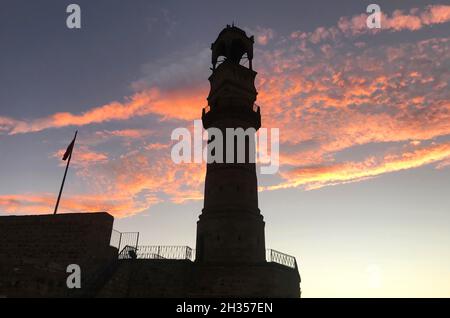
[117,245,298,270]
[203,103,260,114]
[202,103,261,130]
[118,245,194,261]
[110,229,139,252]
[266,249,298,269]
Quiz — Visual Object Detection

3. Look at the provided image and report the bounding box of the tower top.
[211,25,254,70]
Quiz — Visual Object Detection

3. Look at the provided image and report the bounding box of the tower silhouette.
[190,26,300,298]
[196,25,265,263]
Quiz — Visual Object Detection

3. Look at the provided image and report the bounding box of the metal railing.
[118,245,194,261]
[116,245,297,270]
[110,229,122,249]
[110,229,139,252]
[266,249,298,269]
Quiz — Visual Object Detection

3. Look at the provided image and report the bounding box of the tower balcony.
[202,103,261,130]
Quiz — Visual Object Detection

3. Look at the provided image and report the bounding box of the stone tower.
[191,26,300,298]
[196,25,265,264]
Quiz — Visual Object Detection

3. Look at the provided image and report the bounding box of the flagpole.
[54,131,77,215]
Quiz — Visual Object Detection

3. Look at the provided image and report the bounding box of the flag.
[62,131,77,161]
[54,131,77,215]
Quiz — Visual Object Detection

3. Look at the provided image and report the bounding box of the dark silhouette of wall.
[0,212,116,297]
[0,212,300,297]
[97,260,299,298]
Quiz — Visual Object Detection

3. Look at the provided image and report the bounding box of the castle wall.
[191,262,300,298]
[97,260,194,297]
[0,212,300,298]
[0,212,116,297]
[96,260,300,298]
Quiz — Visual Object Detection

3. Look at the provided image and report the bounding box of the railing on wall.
[109,229,121,249]
[266,249,298,269]
[110,230,139,253]
[115,244,298,270]
[118,245,194,261]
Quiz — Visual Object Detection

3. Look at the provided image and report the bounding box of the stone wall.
[98,260,194,297]
[191,262,300,298]
[0,212,116,297]
[96,260,300,298]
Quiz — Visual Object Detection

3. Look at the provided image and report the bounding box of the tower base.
[190,262,300,298]
[96,260,300,298]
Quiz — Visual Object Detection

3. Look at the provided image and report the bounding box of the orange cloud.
[146,86,207,121]
[105,151,205,204]
[383,10,423,31]
[265,142,450,191]
[97,129,154,139]
[0,117,20,132]
[145,143,169,150]
[257,35,450,154]
[53,145,108,167]
[2,86,206,135]
[0,193,155,217]
[295,5,450,42]
[419,5,450,25]
[254,27,275,45]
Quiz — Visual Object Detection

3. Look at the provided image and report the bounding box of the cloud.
[0,5,448,137]
[0,116,21,132]
[0,86,206,135]
[252,6,450,191]
[147,8,178,36]
[0,193,156,217]
[96,129,154,139]
[292,5,450,42]
[1,92,155,135]
[260,35,450,141]
[103,149,204,204]
[265,142,450,191]
[0,146,205,218]
[436,157,450,169]
[254,27,275,46]
[131,47,210,92]
[53,145,108,168]
[145,142,169,150]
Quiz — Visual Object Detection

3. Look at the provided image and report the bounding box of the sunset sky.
[1,0,450,297]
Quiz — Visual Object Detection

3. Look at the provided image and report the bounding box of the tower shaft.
[196,26,265,264]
